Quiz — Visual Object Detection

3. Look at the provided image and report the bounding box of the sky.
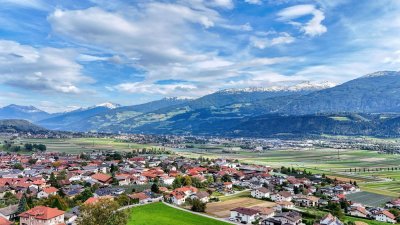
[0,0,399,112]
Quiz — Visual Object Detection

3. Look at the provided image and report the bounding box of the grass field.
[346,191,394,207]
[218,190,251,201]
[0,137,160,153]
[128,202,230,225]
[206,197,276,218]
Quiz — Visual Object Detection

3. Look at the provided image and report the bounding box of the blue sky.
[0,0,399,112]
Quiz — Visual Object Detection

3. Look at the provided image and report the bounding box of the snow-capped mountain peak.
[362,71,400,78]
[95,102,121,109]
[219,81,336,94]
[3,104,45,113]
[164,97,194,101]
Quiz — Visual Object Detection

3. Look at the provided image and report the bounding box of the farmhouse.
[191,191,210,203]
[349,206,369,218]
[251,187,270,199]
[315,213,344,225]
[18,206,65,225]
[271,191,292,202]
[230,207,260,224]
[374,210,396,224]
[37,187,58,199]
[263,211,302,225]
[91,173,112,184]
[251,206,275,219]
[293,195,319,207]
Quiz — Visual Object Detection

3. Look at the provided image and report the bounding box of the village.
[0,149,397,225]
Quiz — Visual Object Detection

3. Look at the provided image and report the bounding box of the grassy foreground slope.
[128,202,230,225]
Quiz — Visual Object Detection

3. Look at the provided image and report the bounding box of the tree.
[328,202,344,220]
[183,176,192,186]
[49,172,59,188]
[115,194,131,207]
[172,176,183,189]
[221,174,231,182]
[110,164,118,173]
[191,199,206,212]
[151,183,160,194]
[17,194,29,214]
[28,158,38,165]
[12,163,24,170]
[74,188,93,204]
[77,199,130,225]
[56,170,67,181]
[43,195,68,211]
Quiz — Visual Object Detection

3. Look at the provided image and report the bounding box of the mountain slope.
[100,81,333,133]
[39,97,191,131]
[279,71,400,114]
[0,119,47,132]
[0,105,50,122]
[106,71,400,135]
[38,105,116,130]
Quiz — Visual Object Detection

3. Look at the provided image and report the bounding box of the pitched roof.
[231,207,260,216]
[91,173,112,183]
[43,187,58,194]
[379,210,396,220]
[0,217,11,225]
[18,206,64,220]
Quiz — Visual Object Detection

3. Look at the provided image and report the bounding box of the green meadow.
[128,202,230,225]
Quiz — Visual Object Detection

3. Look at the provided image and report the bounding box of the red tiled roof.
[91,173,112,183]
[18,206,64,220]
[0,217,11,225]
[129,192,148,201]
[84,197,99,205]
[43,187,58,194]
[380,210,396,220]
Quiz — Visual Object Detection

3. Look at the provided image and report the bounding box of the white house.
[37,187,58,199]
[230,207,260,224]
[349,207,369,218]
[375,210,396,224]
[251,187,270,199]
[271,191,292,202]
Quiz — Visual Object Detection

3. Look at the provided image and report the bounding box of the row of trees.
[2,141,46,152]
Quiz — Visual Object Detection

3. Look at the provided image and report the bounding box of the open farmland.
[346,191,394,207]
[206,197,276,218]
[128,202,230,225]
[0,137,160,153]
[177,147,400,196]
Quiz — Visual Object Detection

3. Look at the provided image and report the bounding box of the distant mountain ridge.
[37,97,191,131]
[4,71,400,137]
[0,119,47,133]
[0,104,50,122]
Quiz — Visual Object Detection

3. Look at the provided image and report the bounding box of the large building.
[18,206,65,225]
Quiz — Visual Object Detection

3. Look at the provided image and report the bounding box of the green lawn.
[128,202,230,225]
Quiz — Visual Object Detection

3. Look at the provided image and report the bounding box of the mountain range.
[2,71,400,137]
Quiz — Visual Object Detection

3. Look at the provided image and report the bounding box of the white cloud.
[47,1,296,97]
[0,0,49,10]
[277,4,327,36]
[245,0,262,5]
[0,40,91,94]
[208,0,234,9]
[114,82,202,96]
[250,32,295,49]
